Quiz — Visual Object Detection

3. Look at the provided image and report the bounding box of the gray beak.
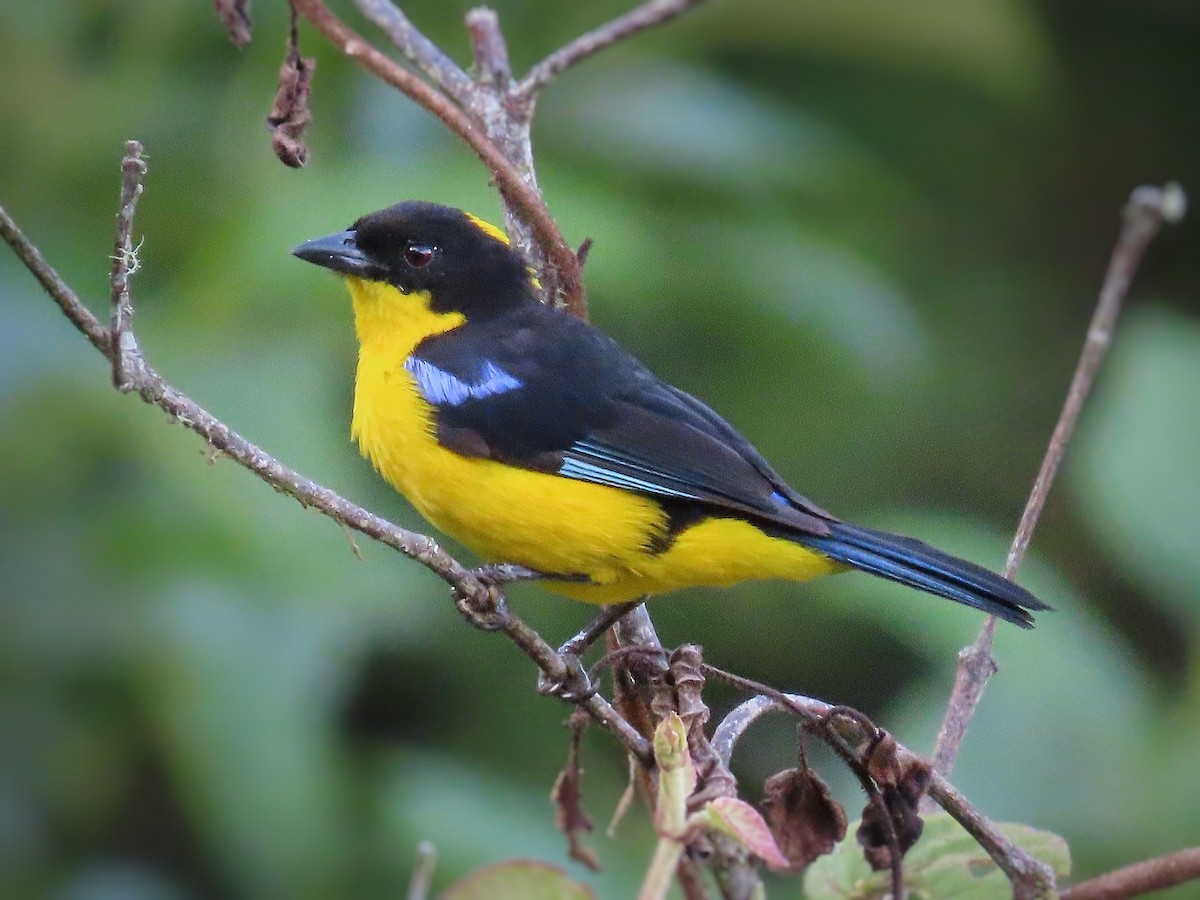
[292,229,378,278]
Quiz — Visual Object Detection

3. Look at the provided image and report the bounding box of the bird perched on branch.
[294,201,1048,628]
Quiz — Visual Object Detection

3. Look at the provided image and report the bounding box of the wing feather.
[409,305,833,536]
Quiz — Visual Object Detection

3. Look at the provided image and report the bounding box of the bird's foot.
[452,565,520,631]
[537,652,596,701]
[537,601,643,701]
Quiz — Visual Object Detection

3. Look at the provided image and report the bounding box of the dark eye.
[404,242,436,268]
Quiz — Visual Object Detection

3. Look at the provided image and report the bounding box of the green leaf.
[440,859,596,900]
[803,813,1070,899]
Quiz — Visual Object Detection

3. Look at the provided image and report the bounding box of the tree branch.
[353,0,474,103]
[929,182,1188,779]
[517,0,710,99]
[1061,846,1200,900]
[925,775,1055,900]
[0,207,111,355]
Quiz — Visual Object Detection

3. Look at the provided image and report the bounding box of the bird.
[293,201,1048,628]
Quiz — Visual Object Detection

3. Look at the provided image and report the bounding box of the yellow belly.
[347,277,840,604]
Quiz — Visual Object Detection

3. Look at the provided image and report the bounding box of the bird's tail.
[792,521,1050,628]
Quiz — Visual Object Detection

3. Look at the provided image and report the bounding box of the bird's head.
[293,200,537,318]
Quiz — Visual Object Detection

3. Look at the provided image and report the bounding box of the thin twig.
[608,755,639,838]
[930,182,1188,779]
[704,676,1056,897]
[405,841,437,900]
[353,0,473,103]
[712,694,825,767]
[1003,182,1187,578]
[460,7,547,287]
[1061,846,1200,900]
[109,140,147,391]
[0,207,111,354]
[614,603,667,656]
[517,0,710,98]
[558,600,642,659]
[289,0,586,315]
[466,7,512,88]
[608,603,668,765]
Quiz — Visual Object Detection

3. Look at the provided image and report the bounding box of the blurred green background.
[2,1,1198,897]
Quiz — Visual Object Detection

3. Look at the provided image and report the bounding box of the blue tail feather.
[794,522,1049,628]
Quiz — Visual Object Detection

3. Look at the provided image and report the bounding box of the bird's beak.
[292,229,379,279]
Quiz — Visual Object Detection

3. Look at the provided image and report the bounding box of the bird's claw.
[453,569,511,631]
[537,652,596,701]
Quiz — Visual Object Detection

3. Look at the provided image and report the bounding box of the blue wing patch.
[558,457,702,499]
[404,356,523,407]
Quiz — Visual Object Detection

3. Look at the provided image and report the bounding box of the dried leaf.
[668,645,709,731]
[855,731,932,870]
[857,789,919,871]
[267,47,315,168]
[213,0,252,48]
[551,714,600,871]
[762,767,848,871]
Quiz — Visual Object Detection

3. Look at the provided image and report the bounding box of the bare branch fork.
[930,182,1188,780]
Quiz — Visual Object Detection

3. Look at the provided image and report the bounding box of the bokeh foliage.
[1,1,1198,897]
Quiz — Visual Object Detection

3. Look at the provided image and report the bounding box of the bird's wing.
[406,306,834,537]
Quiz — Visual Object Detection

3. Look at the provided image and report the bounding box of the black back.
[409,300,836,537]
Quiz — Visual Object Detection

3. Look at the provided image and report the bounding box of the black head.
[293,201,537,315]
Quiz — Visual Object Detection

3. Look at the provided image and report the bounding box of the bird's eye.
[404,242,436,268]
